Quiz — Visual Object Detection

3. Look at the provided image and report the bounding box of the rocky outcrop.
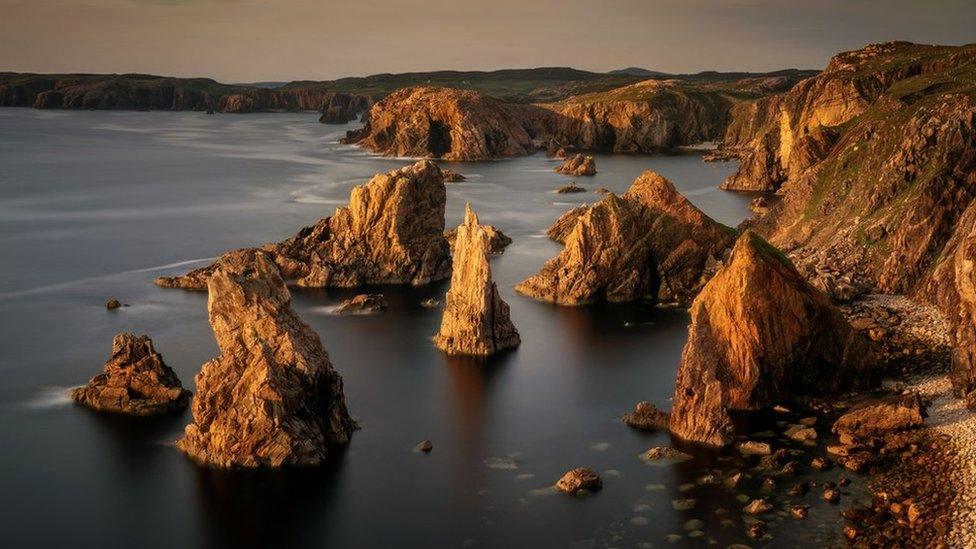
[517,171,734,305]
[434,205,520,356]
[445,224,511,255]
[342,87,546,160]
[555,154,596,176]
[669,232,875,446]
[334,294,388,314]
[621,401,669,431]
[555,468,602,494]
[832,393,925,437]
[177,250,357,468]
[555,184,586,194]
[71,333,190,416]
[546,205,589,243]
[157,160,451,290]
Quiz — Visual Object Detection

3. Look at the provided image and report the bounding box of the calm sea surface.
[0,109,858,548]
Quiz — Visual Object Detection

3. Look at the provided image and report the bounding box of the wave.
[22,385,74,409]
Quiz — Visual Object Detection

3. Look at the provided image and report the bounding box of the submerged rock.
[518,171,734,305]
[555,467,602,494]
[156,161,451,290]
[414,440,433,453]
[177,250,357,468]
[621,401,670,430]
[71,333,190,416]
[640,447,692,463]
[555,183,587,194]
[554,153,596,176]
[441,169,466,182]
[105,299,121,310]
[434,205,520,356]
[334,293,388,314]
[669,231,875,446]
[831,393,925,437]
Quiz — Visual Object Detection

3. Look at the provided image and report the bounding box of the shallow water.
[0,109,858,548]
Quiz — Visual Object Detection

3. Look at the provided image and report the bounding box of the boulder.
[441,169,466,182]
[177,250,357,468]
[831,393,925,438]
[555,184,586,194]
[517,171,734,305]
[434,205,520,356]
[105,299,121,310]
[621,401,670,430]
[555,467,602,494]
[669,231,875,446]
[71,333,190,416]
[157,160,451,290]
[640,447,692,463]
[554,154,597,176]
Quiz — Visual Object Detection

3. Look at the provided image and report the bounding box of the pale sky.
[1,0,973,83]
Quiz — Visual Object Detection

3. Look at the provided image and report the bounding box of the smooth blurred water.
[0,109,855,548]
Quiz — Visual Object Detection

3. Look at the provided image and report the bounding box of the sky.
[1,0,974,83]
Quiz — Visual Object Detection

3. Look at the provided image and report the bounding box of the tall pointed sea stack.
[177,250,357,468]
[669,232,875,446]
[434,204,520,356]
[156,160,451,290]
[516,171,734,305]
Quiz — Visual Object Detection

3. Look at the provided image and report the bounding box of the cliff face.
[0,73,371,116]
[434,205,520,356]
[157,160,452,290]
[669,232,875,446]
[720,43,976,394]
[342,87,547,160]
[344,73,812,160]
[177,250,357,468]
[71,333,190,416]
[516,171,734,305]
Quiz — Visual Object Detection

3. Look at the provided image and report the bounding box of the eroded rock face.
[177,250,357,468]
[156,160,451,290]
[555,154,596,176]
[434,205,520,356]
[343,87,545,161]
[517,171,734,305]
[669,232,875,446]
[71,333,190,416]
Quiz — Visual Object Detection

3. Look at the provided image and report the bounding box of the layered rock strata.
[517,171,734,305]
[669,232,875,446]
[177,250,357,468]
[156,160,451,290]
[72,333,190,416]
[434,205,520,356]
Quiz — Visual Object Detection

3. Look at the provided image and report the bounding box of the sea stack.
[434,204,520,356]
[156,160,451,290]
[177,250,357,468]
[71,333,190,416]
[517,171,734,305]
[669,232,875,446]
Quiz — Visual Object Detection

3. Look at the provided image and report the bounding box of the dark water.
[0,109,857,548]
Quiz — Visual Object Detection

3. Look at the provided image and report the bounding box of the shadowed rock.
[177,250,357,468]
[517,171,734,305]
[434,205,520,356]
[669,232,876,446]
[72,333,190,416]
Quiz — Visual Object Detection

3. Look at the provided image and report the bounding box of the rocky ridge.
[177,250,357,468]
[156,160,451,290]
[434,205,520,356]
[517,171,734,305]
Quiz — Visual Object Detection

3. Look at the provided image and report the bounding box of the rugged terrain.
[156,160,451,289]
[716,42,976,397]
